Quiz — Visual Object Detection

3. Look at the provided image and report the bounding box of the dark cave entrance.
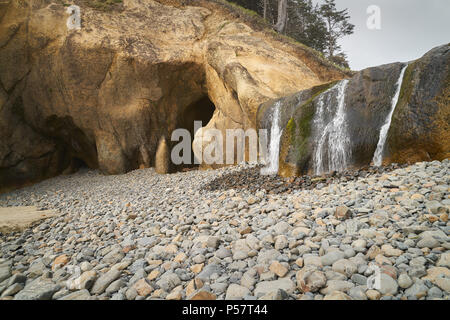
[172,96,215,172]
[62,157,89,175]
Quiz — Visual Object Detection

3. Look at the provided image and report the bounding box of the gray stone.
[303,255,322,267]
[125,287,138,300]
[273,221,290,235]
[351,274,368,286]
[1,283,23,297]
[27,259,47,278]
[427,286,443,299]
[425,201,445,214]
[59,289,91,300]
[225,284,250,300]
[405,280,428,299]
[103,249,125,265]
[128,269,147,285]
[296,267,327,293]
[156,272,181,292]
[417,237,440,249]
[436,252,450,268]
[0,264,11,283]
[66,270,97,291]
[215,248,232,259]
[193,254,206,264]
[137,237,158,247]
[274,235,288,250]
[207,236,220,249]
[344,248,356,258]
[105,279,125,294]
[419,230,448,242]
[332,259,357,277]
[348,286,367,300]
[408,266,427,278]
[211,282,228,294]
[257,249,281,265]
[233,251,248,260]
[90,269,121,295]
[14,279,60,300]
[6,273,26,287]
[398,273,413,289]
[321,251,345,266]
[379,273,398,296]
[259,289,288,300]
[254,278,295,297]
[434,276,450,292]
[128,259,147,274]
[320,280,355,295]
[240,273,256,289]
[197,264,222,281]
[369,211,389,227]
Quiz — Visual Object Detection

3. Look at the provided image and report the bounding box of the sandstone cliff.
[0,0,348,191]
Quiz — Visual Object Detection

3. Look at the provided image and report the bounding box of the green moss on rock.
[280,80,339,176]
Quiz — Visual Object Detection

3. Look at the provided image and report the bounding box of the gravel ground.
[0,159,449,300]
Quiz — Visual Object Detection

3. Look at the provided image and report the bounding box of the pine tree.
[319,0,354,59]
[225,0,354,68]
[286,0,327,53]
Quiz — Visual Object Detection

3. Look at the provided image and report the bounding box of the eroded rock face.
[387,44,450,163]
[0,0,345,191]
[261,44,449,177]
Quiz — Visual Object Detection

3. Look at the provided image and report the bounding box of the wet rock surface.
[204,163,408,194]
[260,44,449,177]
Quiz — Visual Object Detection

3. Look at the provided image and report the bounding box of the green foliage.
[286,117,295,136]
[319,0,354,58]
[218,0,271,27]
[226,0,354,69]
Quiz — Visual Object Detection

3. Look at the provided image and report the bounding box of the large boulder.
[0,0,346,191]
[261,44,449,176]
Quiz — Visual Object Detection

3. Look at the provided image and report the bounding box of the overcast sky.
[312,0,450,70]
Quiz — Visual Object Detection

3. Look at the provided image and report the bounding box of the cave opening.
[63,156,89,175]
[173,96,215,172]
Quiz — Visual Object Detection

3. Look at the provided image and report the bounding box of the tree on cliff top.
[319,0,354,58]
[226,0,354,69]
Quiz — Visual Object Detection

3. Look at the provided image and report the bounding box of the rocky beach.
[0,0,448,304]
[0,159,449,300]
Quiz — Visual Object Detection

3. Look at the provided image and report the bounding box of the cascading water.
[372,65,408,167]
[261,101,283,175]
[313,79,351,175]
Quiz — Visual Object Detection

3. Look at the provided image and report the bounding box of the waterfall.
[372,65,408,167]
[313,79,350,175]
[261,101,283,175]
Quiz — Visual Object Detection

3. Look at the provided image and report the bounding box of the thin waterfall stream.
[372,65,408,166]
[261,101,283,175]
